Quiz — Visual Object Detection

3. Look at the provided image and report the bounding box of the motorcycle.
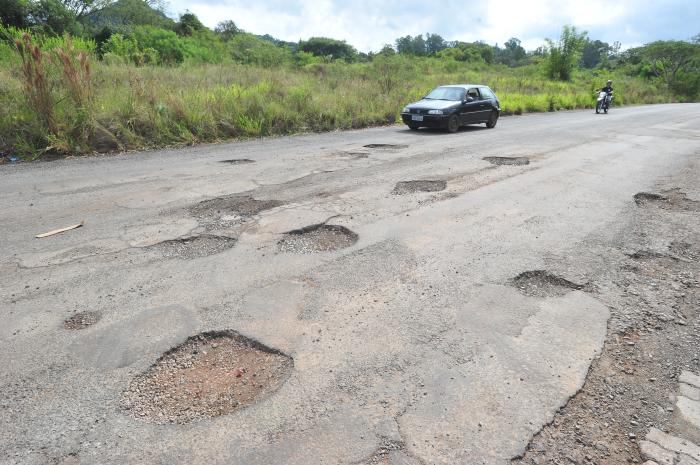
[596,91,612,114]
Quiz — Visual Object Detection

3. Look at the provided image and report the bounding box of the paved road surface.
[2,104,699,465]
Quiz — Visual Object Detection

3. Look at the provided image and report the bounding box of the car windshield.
[425,87,464,101]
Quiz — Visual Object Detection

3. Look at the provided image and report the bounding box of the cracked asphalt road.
[1,104,699,465]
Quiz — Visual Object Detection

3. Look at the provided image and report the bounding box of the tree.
[175,11,205,36]
[425,33,446,55]
[29,0,82,35]
[495,37,526,66]
[0,0,30,27]
[299,36,357,62]
[86,0,174,31]
[60,0,114,19]
[395,35,426,55]
[581,39,611,68]
[642,40,700,89]
[545,25,587,81]
[215,20,240,41]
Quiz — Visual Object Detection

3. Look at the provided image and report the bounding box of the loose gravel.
[510,270,584,297]
[63,311,101,330]
[121,331,293,424]
[483,156,530,166]
[278,224,358,253]
[392,180,447,195]
[147,235,237,259]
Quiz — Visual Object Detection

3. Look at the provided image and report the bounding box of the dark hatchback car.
[401,85,500,132]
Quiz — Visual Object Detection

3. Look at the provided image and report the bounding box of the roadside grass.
[0,44,674,159]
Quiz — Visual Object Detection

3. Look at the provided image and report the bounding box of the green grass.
[0,50,675,159]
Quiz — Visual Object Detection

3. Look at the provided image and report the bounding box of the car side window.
[480,88,495,99]
[467,88,480,100]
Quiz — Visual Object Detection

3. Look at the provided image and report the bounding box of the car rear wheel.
[446,115,459,133]
[486,111,499,128]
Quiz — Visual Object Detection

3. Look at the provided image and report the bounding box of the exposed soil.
[483,156,530,166]
[218,159,255,164]
[634,189,700,212]
[392,180,447,195]
[148,235,237,259]
[278,224,358,253]
[63,311,101,330]
[514,180,700,464]
[510,270,584,297]
[363,144,409,150]
[120,331,293,424]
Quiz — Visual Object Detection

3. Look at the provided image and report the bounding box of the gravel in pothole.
[148,235,237,259]
[121,331,293,424]
[392,180,447,195]
[189,195,283,223]
[63,311,101,330]
[634,189,700,212]
[219,159,255,164]
[511,270,584,297]
[278,224,358,253]
[483,156,530,166]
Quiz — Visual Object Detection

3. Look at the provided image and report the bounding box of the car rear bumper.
[401,113,449,127]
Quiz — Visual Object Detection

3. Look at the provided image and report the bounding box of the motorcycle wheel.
[596,102,601,114]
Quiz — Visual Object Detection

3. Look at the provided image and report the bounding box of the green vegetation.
[1,1,699,159]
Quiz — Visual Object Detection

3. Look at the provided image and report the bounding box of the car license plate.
[411,115,423,122]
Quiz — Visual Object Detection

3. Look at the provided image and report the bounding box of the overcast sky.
[167,0,699,52]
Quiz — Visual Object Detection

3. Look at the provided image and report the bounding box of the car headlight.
[428,109,444,115]
[402,107,410,113]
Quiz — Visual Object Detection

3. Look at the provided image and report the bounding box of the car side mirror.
[465,96,474,103]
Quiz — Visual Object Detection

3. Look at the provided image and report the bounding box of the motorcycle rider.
[601,80,613,107]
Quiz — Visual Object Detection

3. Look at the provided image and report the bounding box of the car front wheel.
[408,123,420,131]
[446,114,460,133]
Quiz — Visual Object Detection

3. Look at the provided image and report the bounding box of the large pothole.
[483,156,530,166]
[63,311,101,330]
[510,270,584,297]
[189,195,284,227]
[634,189,700,212]
[278,224,358,253]
[121,331,293,424]
[148,235,237,259]
[392,180,447,195]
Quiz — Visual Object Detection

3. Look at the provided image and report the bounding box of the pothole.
[634,189,700,212]
[392,180,447,195]
[63,311,101,330]
[483,156,530,166]
[337,151,370,159]
[189,195,284,224]
[626,250,676,261]
[219,159,255,164]
[120,331,293,424]
[278,224,358,253]
[148,235,237,259]
[510,270,584,297]
[363,144,409,150]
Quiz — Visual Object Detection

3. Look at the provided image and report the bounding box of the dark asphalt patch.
[363,144,409,150]
[120,331,293,424]
[392,180,447,195]
[511,270,584,297]
[148,235,237,259]
[278,224,358,253]
[219,159,255,164]
[63,311,101,330]
[626,250,677,261]
[483,156,530,166]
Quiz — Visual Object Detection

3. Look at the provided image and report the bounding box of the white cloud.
[167,0,699,51]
